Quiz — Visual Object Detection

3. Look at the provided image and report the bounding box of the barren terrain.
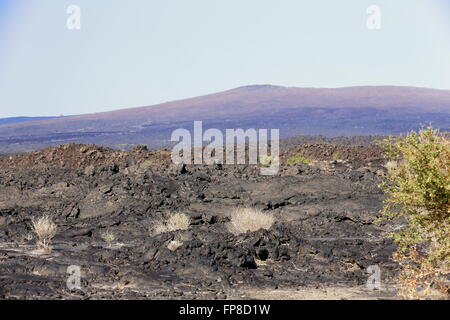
[0,142,401,299]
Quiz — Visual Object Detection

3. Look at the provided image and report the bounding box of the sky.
[0,0,449,118]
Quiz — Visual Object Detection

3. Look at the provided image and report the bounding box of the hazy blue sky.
[0,0,449,117]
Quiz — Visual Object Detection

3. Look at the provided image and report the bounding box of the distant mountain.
[0,85,449,153]
[0,116,59,126]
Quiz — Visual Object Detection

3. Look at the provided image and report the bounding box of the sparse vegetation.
[379,126,450,299]
[101,230,116,243]
[167,213,191,231]
[384,160,399,173]
[167,240,183,251]
[4,136,447,299]
[228,207,274,234]
[31,215,57,251]
[260,155,279,167]
[332,152,343,161]
[154,212,191,234]
[287,153,311,165]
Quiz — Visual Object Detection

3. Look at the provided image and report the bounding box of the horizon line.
[1,83,450,119]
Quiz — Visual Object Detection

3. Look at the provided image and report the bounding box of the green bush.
[379,126,449,299]
[287,153,311,165]
[332,152,343,161]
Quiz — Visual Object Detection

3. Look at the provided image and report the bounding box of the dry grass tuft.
[31,215,57,250]
[167,240,183,251]
[153,212,191,235]
[228,207,274,235]
[167,213,191,231]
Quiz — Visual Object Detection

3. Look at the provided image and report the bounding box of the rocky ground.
[0,143,401,299]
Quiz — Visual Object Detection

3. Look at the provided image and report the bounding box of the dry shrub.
[167,213,191,231]
[228,207,274,234]
[153,212,191,234]
[153,222,169,235]
[394,247,449,299]
[31,215,57,250]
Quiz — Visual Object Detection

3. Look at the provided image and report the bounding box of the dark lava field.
[0,143,400,299]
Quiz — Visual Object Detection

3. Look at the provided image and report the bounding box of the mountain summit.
[0,85,449,153]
